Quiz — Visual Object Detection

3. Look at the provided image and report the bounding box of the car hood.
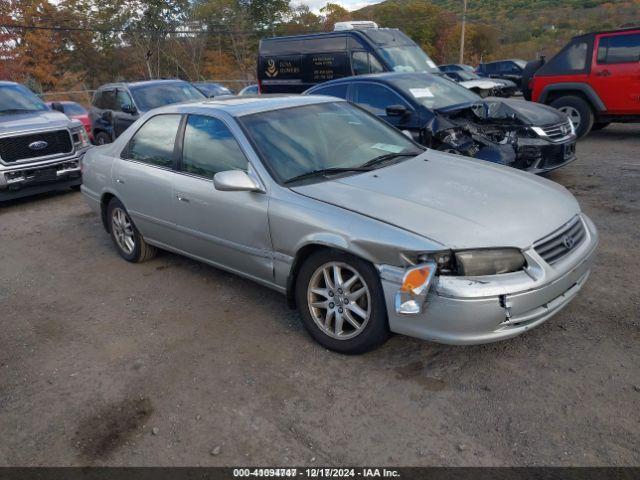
[459,80,497,90]
[291,153,580,250]
[437,98,566,126]
[0,110,77,134]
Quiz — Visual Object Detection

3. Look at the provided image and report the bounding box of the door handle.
[596,69,611,77]
[115,178,125,184]
[176,195,190,203]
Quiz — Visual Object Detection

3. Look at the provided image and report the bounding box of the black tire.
[550,95,594,138]
[70,184,81,191]
[592,122,610,131]
[295,249,389,354]
[106,197,156,263]
[95,131,112,145]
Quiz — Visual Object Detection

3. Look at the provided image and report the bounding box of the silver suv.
[0,81,91,201]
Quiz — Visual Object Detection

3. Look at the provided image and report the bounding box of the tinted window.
[377,46,438,72]
[310,83,349,99]
[127,114,181,168]
[181,115,247,178]
[539,39,589,74]
[129,82,204,111]
[597,34,640,64]
[101,90,117,110]
[352,84,407,115]
[504,61,523,73]
[483,63,499,74]
[116,90,133,111]
[352,51,384,75]
[63,103,87,116]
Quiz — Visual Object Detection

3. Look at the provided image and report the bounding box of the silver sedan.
[81,96,598,353]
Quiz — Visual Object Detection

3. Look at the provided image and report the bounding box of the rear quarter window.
[537,37,592,76]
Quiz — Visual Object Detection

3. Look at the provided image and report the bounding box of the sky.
[294,0,382,13]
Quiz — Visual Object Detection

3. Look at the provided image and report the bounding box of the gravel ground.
[0,124,639,467]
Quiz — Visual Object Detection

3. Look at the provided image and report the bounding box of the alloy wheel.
[111,207,135,254]
[307,261,371,340]
[559,106,581,130]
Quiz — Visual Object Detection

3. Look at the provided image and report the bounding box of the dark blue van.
[258,25,439,94]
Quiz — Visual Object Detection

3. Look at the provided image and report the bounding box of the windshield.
[395,74,480,110]
[240,101,422,184]
[130,82,205,111]
[0,84,48,114]
[62,103,87,116]
[377,46,438,73]
[514,59,527,69]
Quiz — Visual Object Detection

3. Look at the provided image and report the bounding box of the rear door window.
[537,38,590,75]
[126,114,181,168]
[597,33,640,64]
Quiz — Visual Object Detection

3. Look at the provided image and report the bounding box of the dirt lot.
[1,124,639,467]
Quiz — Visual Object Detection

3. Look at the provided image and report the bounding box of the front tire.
[107,197,156,263]
[550,95,594,138]
[295,250,389,354]
[95,131,111,145]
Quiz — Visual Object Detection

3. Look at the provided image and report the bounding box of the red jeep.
[531,27,640,137]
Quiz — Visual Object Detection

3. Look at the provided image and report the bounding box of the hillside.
[353,0,640,63]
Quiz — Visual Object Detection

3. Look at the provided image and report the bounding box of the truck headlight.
[455,249,525,276]
[72,126,91,148]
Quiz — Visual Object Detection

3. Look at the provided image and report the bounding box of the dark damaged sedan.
[305,72,577,174]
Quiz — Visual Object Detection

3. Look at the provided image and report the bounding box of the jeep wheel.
[550,96,594,138]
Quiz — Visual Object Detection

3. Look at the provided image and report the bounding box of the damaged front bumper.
[516,136,577,174]
[377,214,598,345]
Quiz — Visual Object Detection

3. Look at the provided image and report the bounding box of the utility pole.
[459,0,467,64]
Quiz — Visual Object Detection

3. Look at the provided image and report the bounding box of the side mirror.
[386,104,408,117]
[213,170,261,192]
[121,103,137,115]
[51,102,65,113]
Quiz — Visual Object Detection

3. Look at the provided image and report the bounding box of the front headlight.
[455,249,525,276]
[419,248,526,276]
[72,126,91,148]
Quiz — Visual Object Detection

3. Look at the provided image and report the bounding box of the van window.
[352,51,384,75]
[377,45,438,72]
[597,34,640,64]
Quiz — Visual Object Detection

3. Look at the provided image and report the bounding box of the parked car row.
[3,22,612,354]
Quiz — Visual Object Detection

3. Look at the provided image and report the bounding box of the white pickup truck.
[0,81,91,201]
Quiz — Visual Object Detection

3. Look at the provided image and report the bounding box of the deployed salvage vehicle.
[258,22,439,93]
[305,72,577,174]
[0,81,91,201]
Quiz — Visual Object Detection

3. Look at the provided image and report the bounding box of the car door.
[350,82,420,133]
[113,89,138,138]
[592,32,640,114]
[172,114,272,282]
[112,113,182,245]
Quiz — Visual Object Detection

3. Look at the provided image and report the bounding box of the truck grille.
[0,130,73,163]
[539,121,573,141]
[534,216,586,265]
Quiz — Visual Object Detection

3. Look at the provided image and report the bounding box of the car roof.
[97,79,190,90]
[573,25,640,39]
[307,72,436,89]
[150,95,339,117]
[0,81,20,87]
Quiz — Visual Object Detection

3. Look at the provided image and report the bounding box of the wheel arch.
[539,83,606,112]
[100,191,118,232]
[285,242,374,309]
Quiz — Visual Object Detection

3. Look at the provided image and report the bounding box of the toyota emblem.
[562,235,575,250]
[28,140,49,150]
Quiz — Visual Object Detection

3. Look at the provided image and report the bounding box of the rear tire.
[550,95,594,138]
[107,197,156,263]
[295,250,389,354]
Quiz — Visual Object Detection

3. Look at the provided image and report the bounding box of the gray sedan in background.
[81,96,597,353]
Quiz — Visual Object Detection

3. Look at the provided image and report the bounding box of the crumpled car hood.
[0,110,78,134]
[437,98,567,126]
[291,152,580,250]
[459,80,499,90]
